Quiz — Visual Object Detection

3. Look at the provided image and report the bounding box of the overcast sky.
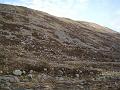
[1,0,120,32]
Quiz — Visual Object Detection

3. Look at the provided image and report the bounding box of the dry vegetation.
[0,3,120,90]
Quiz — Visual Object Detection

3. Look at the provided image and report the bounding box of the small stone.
[79,70,82,73]
[22,79,29,82]
[59,77,64,80]
[55,77,59,80]
[0,71,3,74]
[42,74,47,79]
[44,85,52,89]
[38,74,50,82]
[58,70,63,76]
[13,70,22,76]
[28,74,33,80]
[90,71,94,74]
[44,68,47,71]
[51,68,54,70]
[75,74,79,78]
[29,70,33,74]
[80,80,87,85]
[22,70,26,74]
[56,77,64,81]
[45,85,50,88]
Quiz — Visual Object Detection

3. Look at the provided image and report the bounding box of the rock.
[22,71,26,74]
[75,74,79,78]
[90,71,94,75]
[13,70,22,76]
[0,71,3,74]
[79,70,82,73]
[44,85,52,89]
[59,77,64,80]
[0,76,11,90]
[56,77,64,81]
[14,87,27,90]
[0,75,18,90]
[55,77,59,80]
[38,74,51,82]
[26,89,33,90]
[29,70,33,74]
[1,86,12,90]
[22,79,29,82]
[79,80,88,85]
[28,74,33,80]
[51,68,54,70]
[38,74,43,81]
[41,74,47,80]
[44,68,47,71]
[0,75,20,83]
[9,76,20,83]
[58,70,64,76]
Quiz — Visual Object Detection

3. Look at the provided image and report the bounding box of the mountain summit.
[0,4,120,90]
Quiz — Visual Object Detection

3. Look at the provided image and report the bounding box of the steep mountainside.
[0,4,120,90]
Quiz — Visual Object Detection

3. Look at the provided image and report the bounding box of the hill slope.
[0,4,120,90]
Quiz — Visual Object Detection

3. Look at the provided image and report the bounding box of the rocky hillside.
[0,4,120,90]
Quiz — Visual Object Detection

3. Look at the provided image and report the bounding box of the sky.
[0,0,120,32]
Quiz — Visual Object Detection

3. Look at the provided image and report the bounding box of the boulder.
[0,75,20,83]
[13,70,22,76]
[8,76,20,83]
[0,76,11,90]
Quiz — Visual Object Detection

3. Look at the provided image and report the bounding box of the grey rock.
[75,74,79,78]
[28,74,33,80]
[55,76,64,81]
[58,70,64,76]
[26,89,33,90]
[59,77,64,81]
[14,87,26,90]
[29,70,33,74]
[22,79,29,82]
[7,75,19,83]
[79,80,88,85]
[8,76,20,83]
[0,75,20,83]
[22,71,26,74]
[43,68,47,71]
[1,86,12,90]
[0,71,3,74]
[38,74,51,82]
[13,70,22,76]
[0,76,11,90]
